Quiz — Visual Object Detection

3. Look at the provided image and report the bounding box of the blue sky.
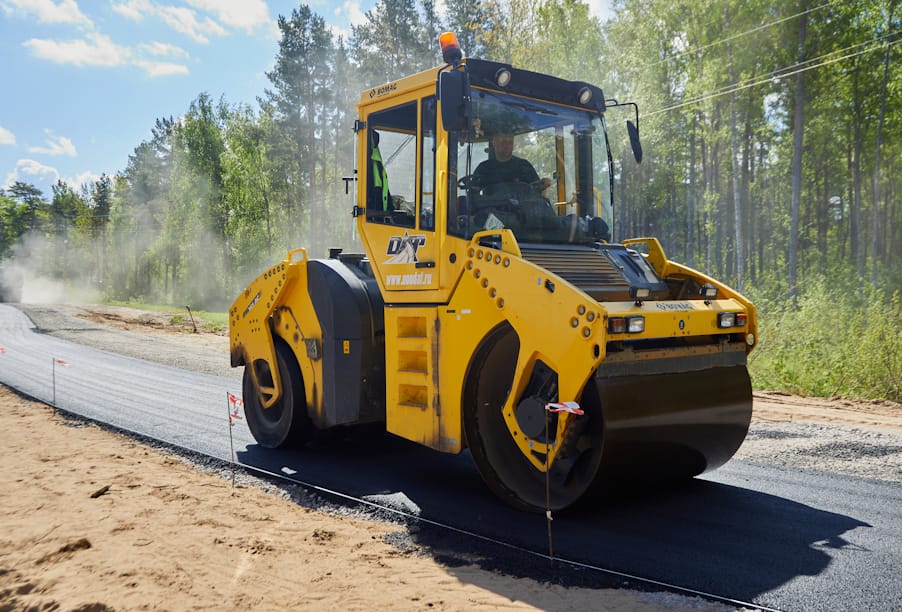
[1,0,611,198]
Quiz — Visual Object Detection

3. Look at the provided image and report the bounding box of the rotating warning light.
[439,32,463,65]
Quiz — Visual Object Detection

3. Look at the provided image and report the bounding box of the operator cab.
[450,88,613,244]
[353,51,641,301]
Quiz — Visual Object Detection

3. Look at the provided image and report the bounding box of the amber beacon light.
[440,32,463,65]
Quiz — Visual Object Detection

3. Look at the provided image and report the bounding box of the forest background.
[1,0,900,401]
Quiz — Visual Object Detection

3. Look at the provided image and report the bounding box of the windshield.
[448,88,613,244]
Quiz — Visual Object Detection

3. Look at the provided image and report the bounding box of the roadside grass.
[104,300,228,333]
[748,278,902,403]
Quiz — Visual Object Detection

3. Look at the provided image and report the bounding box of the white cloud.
[23,32,130,67]
[187,0,269,33]
[138,41,189,59]
[327,23,349,42]
[344,1,366,27]
[2,0,93,28]
[112,1,228,43]
[157,5,226,43]
[0,126,16,146]
[63,169,100,190]
[27,132,77,157]
[111,0,150,22]
[4,158,60,189]
[134,60,189,77]
[23,31,189,77]
[328,1,365,41]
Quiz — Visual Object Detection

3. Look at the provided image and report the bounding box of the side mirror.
[439,70,470,132]
[626,120,643,163]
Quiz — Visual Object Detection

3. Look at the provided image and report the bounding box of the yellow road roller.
[229,35,757,511]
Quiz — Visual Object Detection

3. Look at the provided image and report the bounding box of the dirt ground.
[2,303,900,611]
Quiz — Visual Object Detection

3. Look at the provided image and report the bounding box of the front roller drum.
[243,339,315,448]
[594,359,753,480]
[464,330,753,512]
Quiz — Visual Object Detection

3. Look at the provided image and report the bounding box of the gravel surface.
[738,420,902,482]
[14,302,902,484]
[15,303,238,380]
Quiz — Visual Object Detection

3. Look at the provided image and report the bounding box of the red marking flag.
[227,392,243,425]
[55,358,69,367]
[545,401,584,416]
[0,347,6,353]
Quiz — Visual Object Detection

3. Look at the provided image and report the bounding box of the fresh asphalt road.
[1,303,899,611]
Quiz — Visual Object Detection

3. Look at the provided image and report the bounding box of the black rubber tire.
[463,325,606,512]
[243,339,314,448]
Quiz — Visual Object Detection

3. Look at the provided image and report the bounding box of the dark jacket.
[473,155,540,187]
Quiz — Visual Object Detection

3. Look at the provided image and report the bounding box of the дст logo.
[385,232,426,264]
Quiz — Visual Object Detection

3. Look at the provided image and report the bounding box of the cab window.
[420,96,436,231]
[367,102,417,228]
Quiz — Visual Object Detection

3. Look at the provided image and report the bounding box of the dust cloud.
[1,232,100,305]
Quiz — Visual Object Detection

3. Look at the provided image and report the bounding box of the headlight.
[609,316,644,334]
[718,312,736,328]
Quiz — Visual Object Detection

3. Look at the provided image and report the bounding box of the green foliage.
[202,321,226,333]
[351,0,440,85]
[536,0,604,80]
[749,277,902,402]
[0,190,34,258]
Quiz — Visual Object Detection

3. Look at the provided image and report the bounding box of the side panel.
[306,259,386,428]
[384,306,443,446]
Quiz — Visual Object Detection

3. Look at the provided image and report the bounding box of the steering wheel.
[458,174,483,190]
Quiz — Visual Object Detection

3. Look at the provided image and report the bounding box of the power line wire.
[644,0,840,68]
[700,30,900,100]
[646,35,901,117]
[648,31,896,116]
[660,33,897,112]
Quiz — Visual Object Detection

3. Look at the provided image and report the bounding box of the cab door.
[358,96,439,296]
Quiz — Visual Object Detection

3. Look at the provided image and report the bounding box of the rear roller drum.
[243,339,314,448]
[463,327,605,512]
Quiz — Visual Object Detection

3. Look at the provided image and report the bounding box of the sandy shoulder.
[752,391,902,431]
[0,387,726,611]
